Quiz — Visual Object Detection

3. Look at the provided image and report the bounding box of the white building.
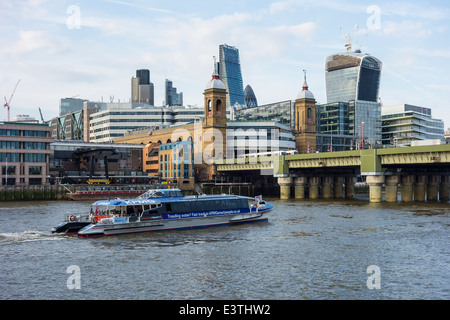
[88,103,205,143]
[226,121,296,158]
[381,104,444,147]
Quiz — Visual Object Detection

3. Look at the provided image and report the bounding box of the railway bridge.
[215,145,450,203]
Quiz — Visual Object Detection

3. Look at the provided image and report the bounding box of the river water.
[0,196,448,300]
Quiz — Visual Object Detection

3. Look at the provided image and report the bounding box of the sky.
[1,0,449,128]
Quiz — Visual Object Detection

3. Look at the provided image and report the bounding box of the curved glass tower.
[244,85,258,108]
[219,44,245,109]
[325,52,382,103]
[325,50,383,147]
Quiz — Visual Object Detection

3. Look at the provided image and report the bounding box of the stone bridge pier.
[278,174,449,203]
[277,175,356,200]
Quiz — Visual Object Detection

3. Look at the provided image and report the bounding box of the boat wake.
[0,230,64,246]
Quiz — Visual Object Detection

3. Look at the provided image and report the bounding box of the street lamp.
[361,121,365,150]
[330,121,333,152]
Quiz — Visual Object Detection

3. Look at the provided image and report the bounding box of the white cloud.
[269,1,290,14]
[382,20,433,38]
[0,30,66,58]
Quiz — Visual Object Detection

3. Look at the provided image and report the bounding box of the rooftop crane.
[38,107,45,123]
[3,79,21,121]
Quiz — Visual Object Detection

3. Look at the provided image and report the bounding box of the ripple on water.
[0,230,64,246]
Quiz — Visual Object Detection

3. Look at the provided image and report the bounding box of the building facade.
[244,85,258,108]
[325,50,382,146]
[316,101,356,152]
[90,104,204,143]
[158,141,194,189]
[132,69,154,105]
[165,79,183,106]
[381,104,445,147]
[232,100,294,129]
[294,72,317,154]
[0,122,54,186]
[49,141,146,184]
[325,51,382,103]
[142,142,160,181]
[226,121,295,158]
[219,44,245,109]
[59,97,88,116]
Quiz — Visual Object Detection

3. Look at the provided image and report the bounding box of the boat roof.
[92,189,252,206]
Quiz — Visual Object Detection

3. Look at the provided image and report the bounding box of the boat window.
[127,205,142,215]
[166,203,172,212]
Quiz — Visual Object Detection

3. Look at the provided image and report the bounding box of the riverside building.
[381,104,444,147]
[0,121,54,186]
[325,47,383,147]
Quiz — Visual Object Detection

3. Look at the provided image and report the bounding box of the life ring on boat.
[69,215,76,222]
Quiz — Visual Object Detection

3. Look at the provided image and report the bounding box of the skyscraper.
[165,79,183,106]
[244,85,258,108]
[325,48,383,147]
[131,69,154,105]
[218,44,245,109]
[325,50,382,103]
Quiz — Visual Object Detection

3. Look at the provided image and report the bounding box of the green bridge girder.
[215,144,450,177]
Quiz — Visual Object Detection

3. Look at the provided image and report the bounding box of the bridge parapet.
[215,145,450,203]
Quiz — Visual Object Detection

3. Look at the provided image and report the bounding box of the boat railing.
[65,213,91,222]
[138,190,164,199]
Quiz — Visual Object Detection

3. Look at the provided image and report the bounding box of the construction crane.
[38,107,45,123]
[3,79,20,121]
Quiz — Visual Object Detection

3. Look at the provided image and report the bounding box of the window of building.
[0,141,20,149]
[0,153,20,162]
[23,130,47,137]
[2,166,15,175]
[24,154,46,162]
[0,129,20,136]
[29,166,42,175]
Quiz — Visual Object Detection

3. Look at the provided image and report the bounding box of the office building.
[244,85,258,108]
[325,49,383,147]
[325,50,382,103]
[165,79,183,106]
[1,121,54,185]
[381,104,445,147]
[158,141,194,189]
[226,121,296,159]
[142,142,160,180]
[232,100,294,129]
[316,101,356,152]
[49,140,146,184]
[445,128,450,144]
[88,103,205,143]
[132,69,154,105]
[60,97,88,116]
[89,104,174,143]
[219,44,245,109]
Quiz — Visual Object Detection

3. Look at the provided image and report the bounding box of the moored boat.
[65,186,153,201]
[76,189,273,238]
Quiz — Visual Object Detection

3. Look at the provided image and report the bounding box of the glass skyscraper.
[165,79,183,106]
[219,44,245,109]
[325,50,383,147]
[325,51,382,103]
[244,85,258,108]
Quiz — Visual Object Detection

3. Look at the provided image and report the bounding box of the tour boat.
[74,189,273,238]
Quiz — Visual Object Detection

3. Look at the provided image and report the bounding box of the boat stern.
[77,224,105,238]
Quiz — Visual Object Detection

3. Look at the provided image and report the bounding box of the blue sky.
[1,0,449,128]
